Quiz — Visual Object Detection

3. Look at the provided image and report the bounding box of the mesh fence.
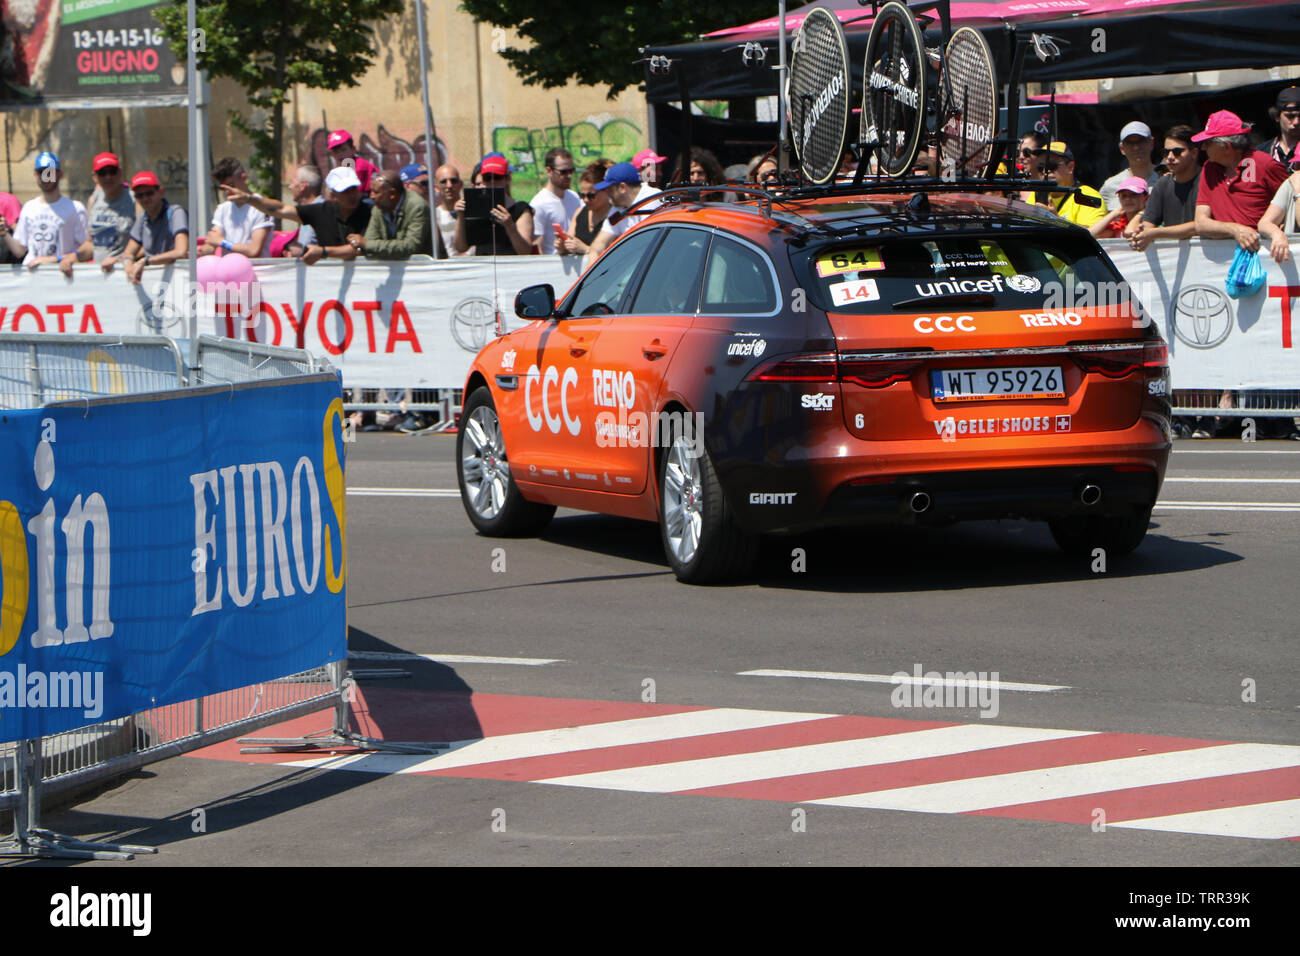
[0,335,186,410]
[193,335,321,385]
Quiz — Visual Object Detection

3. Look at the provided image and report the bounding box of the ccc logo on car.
[525,364,581,435]
[913,315,977,334]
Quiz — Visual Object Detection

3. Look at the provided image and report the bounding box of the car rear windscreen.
[790,233,1127,315]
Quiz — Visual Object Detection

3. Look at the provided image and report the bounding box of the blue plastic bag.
[1225,246,1266,298]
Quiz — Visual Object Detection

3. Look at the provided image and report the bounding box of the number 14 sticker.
[829,278,880,307]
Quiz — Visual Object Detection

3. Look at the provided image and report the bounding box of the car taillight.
[1074,341,1167,378]
[839,357,926,389]
[747,352,838,382]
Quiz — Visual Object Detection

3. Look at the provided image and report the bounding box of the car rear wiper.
[891,293,997,311]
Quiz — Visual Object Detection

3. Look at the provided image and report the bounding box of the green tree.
[156,0,404,197]
[460,1,775,98]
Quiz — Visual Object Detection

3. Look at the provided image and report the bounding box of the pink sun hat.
[633,148,667,169]
[1116,176,1150,195]
[1190,110,1252,143]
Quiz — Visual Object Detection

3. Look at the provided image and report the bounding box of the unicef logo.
[1006,274,1041,293]
[1171,284,1233,349]
[450,296,500,352]
[752,339,766,358]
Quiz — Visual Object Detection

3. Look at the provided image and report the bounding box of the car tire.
[658,414,758,584]
[457,386,555,537]
[1048,506,1152,558]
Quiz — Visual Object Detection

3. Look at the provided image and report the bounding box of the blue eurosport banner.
[0,374,347,742]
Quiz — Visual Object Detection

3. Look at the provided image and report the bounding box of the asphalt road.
[15,433,1300,868]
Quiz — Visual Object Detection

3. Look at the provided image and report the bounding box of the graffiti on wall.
[302,116,641,197]
[492,118,641,193]
[306,125,447,179]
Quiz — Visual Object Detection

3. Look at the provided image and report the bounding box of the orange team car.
[456,185,1172,583]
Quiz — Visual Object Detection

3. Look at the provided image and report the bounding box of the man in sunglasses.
[1036,141,1105,228]
[432,164,464,257]
[529,147,581,255]
[100,171,189,284]
[86,152,136,260]
[1129,125,1202,252]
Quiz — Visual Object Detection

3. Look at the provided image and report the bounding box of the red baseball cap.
[1191,110,1252,142]
[130,171,160,190]
[327,129,353,150]
[93,152,121,172]
[479,155,510,177]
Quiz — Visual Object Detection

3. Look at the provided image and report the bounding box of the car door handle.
[569,346,588,357]
[642,340,668,359]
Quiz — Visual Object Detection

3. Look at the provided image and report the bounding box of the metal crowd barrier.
[0,334,187,409]
[0,334,354,861]
[193,334,322,384]
[1171,389,1300,419]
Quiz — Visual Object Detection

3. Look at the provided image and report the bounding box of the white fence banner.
[0,256,583,389]
[1101,238,1300,390]
[2,240,1299,391]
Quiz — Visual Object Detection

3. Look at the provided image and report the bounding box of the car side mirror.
[515,283,557,319]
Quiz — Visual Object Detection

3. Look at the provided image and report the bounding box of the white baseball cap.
[1119,121,1152,142]
[325,166,362,193]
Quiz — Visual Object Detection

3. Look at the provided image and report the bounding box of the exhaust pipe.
[1079,484,1102,507]
[909,491,932,514]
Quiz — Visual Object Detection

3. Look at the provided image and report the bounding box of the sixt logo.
[801,393,834,410]
[727,339,767,357]
[749,492,797,504]
[500,349,516,371]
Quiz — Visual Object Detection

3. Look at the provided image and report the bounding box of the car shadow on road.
[531,514,1242,593]
[754,519,1243,593]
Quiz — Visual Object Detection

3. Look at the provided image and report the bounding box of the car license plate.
[931,366,1064,403]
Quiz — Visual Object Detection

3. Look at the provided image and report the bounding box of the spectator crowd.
[3,93,1299,436]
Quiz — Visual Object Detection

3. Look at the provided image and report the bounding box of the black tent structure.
[643,0,1300,182]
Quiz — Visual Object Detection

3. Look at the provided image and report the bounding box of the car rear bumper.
[719,423,1170,533]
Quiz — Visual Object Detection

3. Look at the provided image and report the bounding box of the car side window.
[565,230,658,317]
[627,228,710,315]
[701,235,777,314]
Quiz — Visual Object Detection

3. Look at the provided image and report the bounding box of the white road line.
[399,708,836,774]
[348,650,562,666]
[812,743,1300,813]
[537,724,1093,793]
[1109,799,1300,840]
[738,669,1069,692]
[1173,448,1300,455]
[1156,501,1300,512]
[347,487,460,497]
[1163,477,1300,483]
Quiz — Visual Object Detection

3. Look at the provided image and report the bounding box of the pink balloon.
[196,251,256,290]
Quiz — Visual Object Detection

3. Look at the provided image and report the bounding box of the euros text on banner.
[0,375,347,742]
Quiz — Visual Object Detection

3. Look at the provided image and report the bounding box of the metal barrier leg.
[238,659,448,756]
[0,738,156,861]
